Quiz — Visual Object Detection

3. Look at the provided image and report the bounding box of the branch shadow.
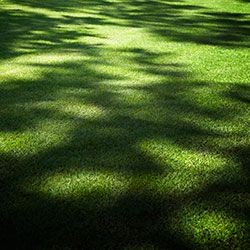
[0,0,250,249]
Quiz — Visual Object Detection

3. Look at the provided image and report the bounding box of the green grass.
[0,0,250,249]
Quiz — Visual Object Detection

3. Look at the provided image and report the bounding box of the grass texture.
[0,0,250,249]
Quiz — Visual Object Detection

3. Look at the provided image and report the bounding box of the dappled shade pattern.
[0,0,250,249]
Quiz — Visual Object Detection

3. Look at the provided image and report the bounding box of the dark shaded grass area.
[0,0,250,249]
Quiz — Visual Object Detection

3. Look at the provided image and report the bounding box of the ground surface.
[0,0,250,249]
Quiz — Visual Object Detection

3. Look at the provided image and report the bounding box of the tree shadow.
[1,63,249,249]
[1,0,250,249]
[225,84,250,104]
[2,0,249,61]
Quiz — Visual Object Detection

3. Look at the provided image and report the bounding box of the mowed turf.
[0,0,250,249]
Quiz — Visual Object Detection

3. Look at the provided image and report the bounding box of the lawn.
[0,0,250,249]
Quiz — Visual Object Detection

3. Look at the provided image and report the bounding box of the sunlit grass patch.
[59,103,106,119]
[170,207,248,249]
[0,119,73,156]
[25,170,129,207]
[139,139,240,194]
